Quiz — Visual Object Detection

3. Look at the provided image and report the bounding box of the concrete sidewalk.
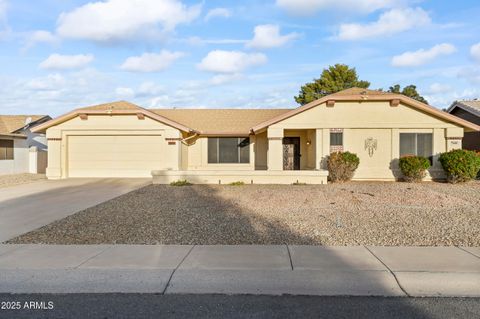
[0,244,478,297]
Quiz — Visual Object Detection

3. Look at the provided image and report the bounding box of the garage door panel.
[67,135,166,177]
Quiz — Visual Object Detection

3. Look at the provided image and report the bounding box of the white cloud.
[120,51,184,72]
[0,0,7,22]
[197,50,267,73]
[0,0,9,37]
[183,36,247,46]
[337,7,431,40]
[137,82,165,96]
[210,73,244,85]
[204,8,231,21]
[246,24,299,49]
[427,83,453,95]
[26,74,66,91]
[391,43,456,67]
[276,0,400,16]
[470,43,480,63]
[56,0,201,43]
[23,30,59,51]
[458,67,480,85]
[115,87,135,97]
[39,54,94,70]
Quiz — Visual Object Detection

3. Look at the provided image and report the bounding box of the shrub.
[170,179,192,186]
[398,155,431,182]
[327,151,360,182]
[439,149,480,183]
[229,181,245,186]
[292,181,307,185]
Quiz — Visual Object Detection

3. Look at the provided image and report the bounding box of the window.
[330,132,343,146]
[208,137,250,164]
[0,139,14,160]
[400,133,433,160]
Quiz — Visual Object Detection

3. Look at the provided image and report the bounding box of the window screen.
[208,137,250,164]
[330,132,343,146]
[0,139,14,160]
[400,133,433,160]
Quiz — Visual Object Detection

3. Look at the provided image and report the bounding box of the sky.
[0,0,480,116]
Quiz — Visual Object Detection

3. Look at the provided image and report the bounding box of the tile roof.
[78,101,143,111]
[151,109,292,134]
[328,87,390,96]
[0,115,47,136]
[455,100,480,114]
[32,88,480,134]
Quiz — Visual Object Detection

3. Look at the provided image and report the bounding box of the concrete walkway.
[0,178,150,242]
[0,244,478,296]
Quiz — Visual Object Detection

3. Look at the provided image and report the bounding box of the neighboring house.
[33,88,480,183]
[446,100,480,151]
[0,115,51,175]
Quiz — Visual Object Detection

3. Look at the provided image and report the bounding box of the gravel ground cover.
[0,173,46,188]
[7,182,480,246]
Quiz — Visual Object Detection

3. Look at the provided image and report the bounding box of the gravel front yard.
[7,182,480,246]
[0,173,46,188]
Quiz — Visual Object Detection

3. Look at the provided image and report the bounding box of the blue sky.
[1,0,480,116]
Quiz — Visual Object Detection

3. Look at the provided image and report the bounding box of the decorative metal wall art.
[364,138,378,157]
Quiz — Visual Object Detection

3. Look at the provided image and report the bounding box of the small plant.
[292,181,307,185]
[170,179,192,186]
[327,151,360,182]
[439,149,480,183]
[398,155,431,182]
[229,181,245,186]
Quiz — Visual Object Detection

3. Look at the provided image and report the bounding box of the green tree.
[388,84,428,104]
[294,64,370,105]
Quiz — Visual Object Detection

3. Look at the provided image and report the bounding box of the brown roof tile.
[78,101,143,111]
[151,109,292,134]
[0,115,47,135]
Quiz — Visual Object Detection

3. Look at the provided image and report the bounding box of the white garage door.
[67,135,165,178]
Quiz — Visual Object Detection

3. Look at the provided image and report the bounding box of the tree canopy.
[294,64,370,105]
[387,84,428,104]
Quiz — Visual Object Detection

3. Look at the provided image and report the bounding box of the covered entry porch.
[152,128,329,184]
[259,128,332,172]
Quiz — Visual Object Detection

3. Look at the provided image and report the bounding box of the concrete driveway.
[0,178,150,242]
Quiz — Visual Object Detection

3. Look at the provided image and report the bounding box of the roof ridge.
[150,108,293,111]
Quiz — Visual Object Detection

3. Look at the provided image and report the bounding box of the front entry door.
[283,137,300,170]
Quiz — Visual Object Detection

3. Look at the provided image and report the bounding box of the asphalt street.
[0,294,479,319]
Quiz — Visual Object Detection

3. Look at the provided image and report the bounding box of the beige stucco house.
[34,88,480,184]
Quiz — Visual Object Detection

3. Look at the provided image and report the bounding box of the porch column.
[249,134,255,170]
[315,129,323,170]
[45,128,62,179]
[267,128,283,171]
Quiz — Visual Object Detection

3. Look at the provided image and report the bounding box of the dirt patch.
[7,182,480,246]
[0,173,46,188]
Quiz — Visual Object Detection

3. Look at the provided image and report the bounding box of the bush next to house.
[439,149,480,183]
[327,151,360,182]
[170,179,192,186]
[398,155,431,182]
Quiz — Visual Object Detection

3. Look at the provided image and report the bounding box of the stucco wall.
[254,131,268,170]
[268,100,464,180]
[0,138,29,175]
[45,114,182,179]
[186,136,255,171]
